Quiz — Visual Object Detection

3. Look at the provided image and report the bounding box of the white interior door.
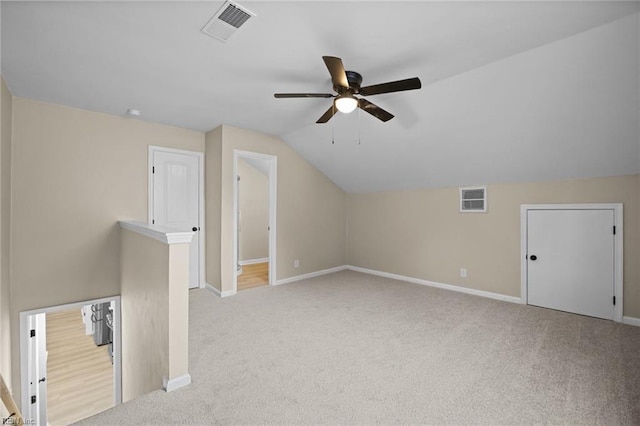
[27,313,47,425]
[527,209,615,319]
[152,150,200,288]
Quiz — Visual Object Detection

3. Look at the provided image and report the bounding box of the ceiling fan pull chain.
[332,103,335,144]
[358,108,361,145]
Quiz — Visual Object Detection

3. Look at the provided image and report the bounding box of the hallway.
[237,262,269,291]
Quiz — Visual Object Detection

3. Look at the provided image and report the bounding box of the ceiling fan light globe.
[335,96,358,114]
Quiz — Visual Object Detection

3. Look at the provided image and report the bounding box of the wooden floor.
[46,308,114,425]
[237,262,269,291]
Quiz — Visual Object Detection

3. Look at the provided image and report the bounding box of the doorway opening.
[20,296,122,425]
[148,146,205,289]
[233,150,277,292]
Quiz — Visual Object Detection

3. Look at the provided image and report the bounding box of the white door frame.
[26,313,46,425]
[520,203,623,322]
[20,296,123,417]
[148,145,206,289]
[233,150,277,292]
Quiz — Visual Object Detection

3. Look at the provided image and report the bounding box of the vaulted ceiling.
[2,1,639,192]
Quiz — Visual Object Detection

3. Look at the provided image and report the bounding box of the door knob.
[192,227,198,232]
[530,255,537,261]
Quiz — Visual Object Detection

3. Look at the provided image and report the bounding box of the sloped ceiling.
[1,1,639,192]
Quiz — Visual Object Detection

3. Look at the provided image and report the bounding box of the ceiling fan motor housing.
[345,71,363,92]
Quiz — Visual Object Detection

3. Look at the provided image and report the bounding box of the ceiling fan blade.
[274,93,334,98]
[316,105,337,124]
[359,77,422,96]
[322,56,349,89]
[358,98,394,122]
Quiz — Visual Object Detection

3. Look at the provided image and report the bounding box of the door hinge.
[613,296,616,306]
[30,329,35,338]
[152,166,155,174]
[31,395,36,404]
[613,226,616,235]
[268,226,270,231]
[152,219,155,225]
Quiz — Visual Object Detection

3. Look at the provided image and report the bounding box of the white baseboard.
[208,266,639,324]
[205,283,237,298]
[347,265,523,305]
[239,257,269,266]
[163,373,191,392]
[275,265,348,286]
[622,316,640,327]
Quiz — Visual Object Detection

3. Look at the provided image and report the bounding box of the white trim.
[20,296,123,416]
[205,283,237,298]
[119,221,194,244]
[274,266,348,286]
[233,150,277,294]
[520,203,623,323]
[348,266,523,304]
[148,146,206,289]
[205,283,220,297]
[162,373,192,392]
[622,316,640,327]
[239,257,269,266]
[520,206,528,312]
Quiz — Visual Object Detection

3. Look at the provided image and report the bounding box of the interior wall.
[9,97,204,405]
[205,127,222,289]
[0,77,12,395]
[205,125,347,292]
[167,243,189,382]
[637,14,640,259]
[238,158,269,262]
[347,174,640,317]
[120,229,169,402]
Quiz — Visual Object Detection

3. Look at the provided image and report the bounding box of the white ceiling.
[2,1,639,192]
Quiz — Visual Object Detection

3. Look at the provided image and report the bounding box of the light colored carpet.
[79,270,640,425]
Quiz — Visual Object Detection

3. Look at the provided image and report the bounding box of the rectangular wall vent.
[460,186,487,212]
[201,1,256,42]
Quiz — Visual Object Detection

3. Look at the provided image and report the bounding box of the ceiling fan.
[274,56,422,124]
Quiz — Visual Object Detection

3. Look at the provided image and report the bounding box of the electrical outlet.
[460,268,467,278]
[294,259,300,268]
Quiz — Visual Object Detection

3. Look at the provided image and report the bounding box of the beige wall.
[120,229,168,402]
[348,174,640,317]
[120,228,190,402]
[120,229,169,401]
[10,98,203,403]
[206,125,347,292]
[0,77,13,397]
[238,158,269,262]
[205,127,222,288]
[167,242,189,381]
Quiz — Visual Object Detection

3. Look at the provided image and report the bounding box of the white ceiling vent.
[201,1,256,42]
[460,186,487,213]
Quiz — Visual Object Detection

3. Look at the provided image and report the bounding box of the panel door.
[152,151,200,288]
[527,209,614,319]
